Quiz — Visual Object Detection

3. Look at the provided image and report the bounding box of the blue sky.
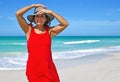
[0,0,120,36]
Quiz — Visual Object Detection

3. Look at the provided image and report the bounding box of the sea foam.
[63,40,100,44]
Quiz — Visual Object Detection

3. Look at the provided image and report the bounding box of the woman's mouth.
[37,20,42,24]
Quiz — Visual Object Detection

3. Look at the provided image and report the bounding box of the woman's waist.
[27,39,51,47]
[27,55,53,62]
[26,59,54,67]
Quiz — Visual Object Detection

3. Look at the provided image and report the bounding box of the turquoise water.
[0,36,120,69]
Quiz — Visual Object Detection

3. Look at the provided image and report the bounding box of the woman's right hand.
[31,4,46,8]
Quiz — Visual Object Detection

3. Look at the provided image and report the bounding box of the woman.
[16,4,68,82]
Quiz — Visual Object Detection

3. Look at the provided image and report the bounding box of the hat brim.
[27,13,54,22]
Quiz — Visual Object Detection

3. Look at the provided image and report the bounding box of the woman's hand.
[37,8,52,15]
[30,4,46,8]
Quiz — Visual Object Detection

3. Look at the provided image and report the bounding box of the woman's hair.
[44,15,51,26]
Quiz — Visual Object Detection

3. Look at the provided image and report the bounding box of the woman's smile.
[36,19,42,24]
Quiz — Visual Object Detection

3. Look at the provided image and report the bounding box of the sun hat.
[27,6,54,22]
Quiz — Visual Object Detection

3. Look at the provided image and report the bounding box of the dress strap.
[44,26,49,31]
[29,22,33,27]
[29,25,49,35]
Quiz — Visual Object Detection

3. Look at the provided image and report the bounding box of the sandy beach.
[58,53,120,82]
[0,53,120,82]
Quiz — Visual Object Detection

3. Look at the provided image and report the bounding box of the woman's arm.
[49,11,69,37]
[16,5,33,33]
[16,4,46,33]
[39,9,69,37]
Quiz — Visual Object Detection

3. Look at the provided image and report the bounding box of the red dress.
[26,26,60,82]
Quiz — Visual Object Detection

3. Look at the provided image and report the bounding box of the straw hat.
[27,6,54,22]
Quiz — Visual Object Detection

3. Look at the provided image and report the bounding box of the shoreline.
[0,52,120,82]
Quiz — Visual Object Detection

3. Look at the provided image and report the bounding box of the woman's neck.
[35,25,44,31]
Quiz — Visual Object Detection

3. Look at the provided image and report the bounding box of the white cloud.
[79,20,120,26]
[69,20,120,27]
[106,8,120,16]
[0,16,16,21]
[7,16,16,21]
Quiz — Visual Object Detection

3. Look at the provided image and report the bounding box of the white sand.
[59,53,120,82]
[0,70,27,82]
[0,53,120,82]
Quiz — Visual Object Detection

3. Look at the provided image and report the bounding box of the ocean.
[0,36,120,70]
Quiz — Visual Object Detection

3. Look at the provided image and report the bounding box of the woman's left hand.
[37,9,52,15]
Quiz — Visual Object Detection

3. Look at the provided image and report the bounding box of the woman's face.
[34,14,47,26]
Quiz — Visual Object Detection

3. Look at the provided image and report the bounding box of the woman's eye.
[35,15,45,18]
[41,16,44,18]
